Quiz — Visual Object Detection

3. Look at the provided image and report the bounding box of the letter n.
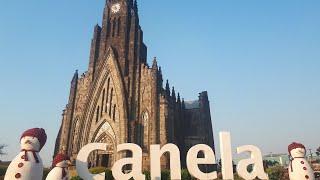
[150,144,181,180]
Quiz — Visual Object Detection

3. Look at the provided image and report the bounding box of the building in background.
[54,0,214,170]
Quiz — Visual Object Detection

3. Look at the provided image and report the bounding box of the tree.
[316,147,320,156]
[264,160,280,168]
[0,144,7,160]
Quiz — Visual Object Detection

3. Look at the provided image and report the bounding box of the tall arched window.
[113,105,116,121]
[142,111,149,149]
[109,88,113,117]
[105,78,110,113]
[96,106,100,123]
[101,89,105,117]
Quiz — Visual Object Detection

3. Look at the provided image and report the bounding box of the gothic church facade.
[54,0,215,169]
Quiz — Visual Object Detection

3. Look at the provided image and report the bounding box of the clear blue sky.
[0,0,319,167]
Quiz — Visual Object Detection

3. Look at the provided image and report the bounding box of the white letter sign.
[186,144,217,180]
[76,143,106,180]
[237,145,269,180]
[150,144,181,180]
[112,143,145,180]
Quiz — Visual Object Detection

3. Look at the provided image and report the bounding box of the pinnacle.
[152,57,158,69]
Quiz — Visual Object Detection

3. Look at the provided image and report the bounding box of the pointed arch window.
[101,89,105,117]
[96,106,100,123]
[109,88,114,117]
[113,105,116,121]
[105,78,110,113]
[142,111,149,149]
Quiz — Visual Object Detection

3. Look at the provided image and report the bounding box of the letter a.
[112,143,145,180]
[237,145,269,180]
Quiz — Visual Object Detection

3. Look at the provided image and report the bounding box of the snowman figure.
[46,153,71,180]
[5,128,47,180]
[288,142,315,180]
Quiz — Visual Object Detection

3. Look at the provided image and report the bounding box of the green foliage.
[266,166,288,180]
[0,166,7,176]
[42,168,50,180]
[264,160,280,168]
[143,170,151,180]
[0,144,7,160]
[234,173,245,180]
[161,169,170,180]
[89,166,106,174]
[70,176,83,180]
[105,169,114,180]
[181,169,194,180]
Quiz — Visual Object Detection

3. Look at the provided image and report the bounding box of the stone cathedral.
[54,0,215,170]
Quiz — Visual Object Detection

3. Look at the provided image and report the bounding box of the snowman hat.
[52,153,70,167]
[20,128,47,150]
[288,142,305,154]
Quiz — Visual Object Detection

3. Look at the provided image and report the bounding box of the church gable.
[81,48,128,147]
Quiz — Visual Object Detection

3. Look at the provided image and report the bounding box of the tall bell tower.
[98,0,147,77]
[88,0,147,124]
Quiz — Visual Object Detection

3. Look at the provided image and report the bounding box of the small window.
[109,88,114,117]
[113,105,116,121]
[101,89,105,117]
[96,106,100,122]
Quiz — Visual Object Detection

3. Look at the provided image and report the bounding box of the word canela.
[76,132,268,180]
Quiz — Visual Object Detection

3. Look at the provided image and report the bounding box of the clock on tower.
[111,3,121,13]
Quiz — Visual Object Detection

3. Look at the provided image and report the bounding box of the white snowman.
[288,142,315,180]
[46,153,71,180]
[5,128,47,180]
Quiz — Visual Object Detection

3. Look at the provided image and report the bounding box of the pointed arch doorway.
[89,121,117,169]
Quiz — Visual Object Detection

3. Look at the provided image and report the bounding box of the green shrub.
[266,166,289,180]
[161,169,170,180]
[181,169,194,180]
[105,169,114,180]
[70,176,83,180]
[89,166,106,174]
[143,170,151,180]
[234,173,245,180]
[42,168,50,180]
[0,166,7,176]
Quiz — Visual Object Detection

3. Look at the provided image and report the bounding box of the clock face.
[111,3,121,13]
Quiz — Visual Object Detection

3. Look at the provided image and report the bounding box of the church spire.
[158,66,163,91]
[134,0,138,12]
[182,98,186,109]
[152,57,158,69]
[177,93,181,104]
[172,87,176,101]
[165,80,170,96]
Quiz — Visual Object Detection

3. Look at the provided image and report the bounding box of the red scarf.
[21,149,39,163]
